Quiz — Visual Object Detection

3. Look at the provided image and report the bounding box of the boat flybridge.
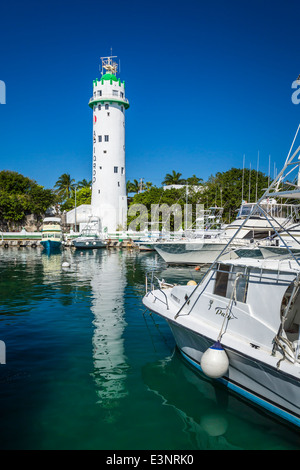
[143,125,300,427]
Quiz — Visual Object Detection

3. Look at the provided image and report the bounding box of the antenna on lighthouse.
[100,54,118,76]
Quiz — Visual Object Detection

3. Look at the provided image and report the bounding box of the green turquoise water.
[0,247,299,450]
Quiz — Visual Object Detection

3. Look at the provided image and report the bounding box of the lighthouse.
[88,55,129,233]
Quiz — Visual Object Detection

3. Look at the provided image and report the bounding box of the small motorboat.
[40,217,62,252]
[72,217,106,250]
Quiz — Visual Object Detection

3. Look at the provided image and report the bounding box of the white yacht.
[154,199,300,265]
[136,206,225,253]
[142,127,300,427]
[259,223,300,259]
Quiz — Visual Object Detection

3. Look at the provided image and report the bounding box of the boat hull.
[167,321,300,427]
[73,238,106,249]
[154,242,239,265]
[40,240,61,252]
[260,246,300,259]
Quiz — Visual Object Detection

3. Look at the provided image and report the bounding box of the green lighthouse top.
[101,73,118,82]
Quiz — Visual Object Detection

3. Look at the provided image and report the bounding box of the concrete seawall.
[0,238,136,250]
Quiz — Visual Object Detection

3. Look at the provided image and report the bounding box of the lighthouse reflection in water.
[90,251,129,416]
[69,249,129,422]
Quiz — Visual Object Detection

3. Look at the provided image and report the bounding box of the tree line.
[127,168,270,227]
[0,167,271,229]
[126,171,203,194]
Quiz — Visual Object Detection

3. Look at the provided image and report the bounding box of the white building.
[67,55,129,233]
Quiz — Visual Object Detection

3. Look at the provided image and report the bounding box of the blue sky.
[0,0,300,189]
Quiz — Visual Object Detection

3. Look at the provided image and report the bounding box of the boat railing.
[145,271,170,310]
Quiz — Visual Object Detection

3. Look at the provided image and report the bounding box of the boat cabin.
[178,259,300,357]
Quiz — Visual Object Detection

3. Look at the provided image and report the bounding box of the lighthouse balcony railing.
[89,95,129,105]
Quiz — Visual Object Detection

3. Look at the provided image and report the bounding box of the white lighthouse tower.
[88,55,129,233]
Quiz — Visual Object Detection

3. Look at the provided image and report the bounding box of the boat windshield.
[43,221,61,227]
[237,202,300,221]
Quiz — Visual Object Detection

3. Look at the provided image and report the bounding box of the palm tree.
[126,179,140,194]
[54,173,75,202]
[162,171,186,185]
[77,178,92,189]
[144,181,153,190]
[186,175,203,185]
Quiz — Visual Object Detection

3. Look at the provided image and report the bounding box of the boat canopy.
[43,217,61,223]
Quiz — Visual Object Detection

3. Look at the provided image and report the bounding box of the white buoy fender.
[200,341,229,379]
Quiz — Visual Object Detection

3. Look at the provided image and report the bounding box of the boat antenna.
[248,162,251,203]
[241,154,245,204]
[255,151,259,202]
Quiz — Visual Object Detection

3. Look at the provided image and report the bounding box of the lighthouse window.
[98,104,101,110]
[113,90,118,96]
[120,92,124,98]
[118,182,120,187]
[121,106,124,112]
[121,167,124,175]
[104,135,109,142]
[97,90,102,96]
[105,104,109,110]
[98,135,102,142]
[114,167,118,173]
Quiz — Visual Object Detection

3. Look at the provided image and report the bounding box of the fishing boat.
[40,217,62,252]
[153,199,300,265]
[143,257,300,427]
[72,217,106,250]
[142,126,300,427]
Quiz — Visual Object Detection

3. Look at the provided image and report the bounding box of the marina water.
[0,247,299,450]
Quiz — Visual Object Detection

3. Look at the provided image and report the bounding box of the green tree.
[0,170,34,194]
[127,186,190,231]
[186,175,203,185]
[0,170,57,226]
[200,168,269,223]
[61,187,91,211]
[77,178,92,189]
[144,181,153,190]
[126,179,140,194]
[162,171,186,185]
[54,173,75,202]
